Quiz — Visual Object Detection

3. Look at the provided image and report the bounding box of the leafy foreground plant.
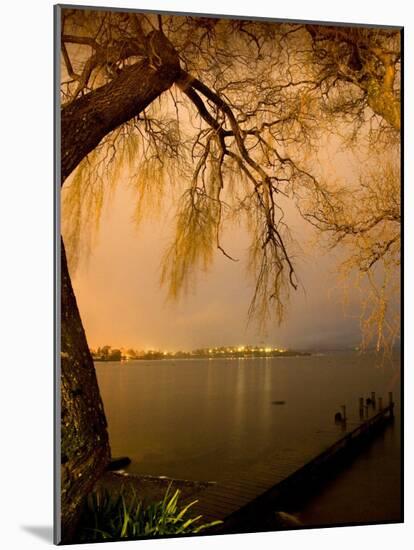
[78,484,222,542]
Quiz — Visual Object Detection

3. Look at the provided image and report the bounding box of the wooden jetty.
[193,393,395,533]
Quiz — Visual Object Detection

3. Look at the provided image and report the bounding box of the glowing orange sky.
[59,10,400,353]
[68,176,367,352]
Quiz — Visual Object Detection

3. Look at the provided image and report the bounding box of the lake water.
[96,351,401,524]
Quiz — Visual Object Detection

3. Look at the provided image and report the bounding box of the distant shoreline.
[94,351,312,362]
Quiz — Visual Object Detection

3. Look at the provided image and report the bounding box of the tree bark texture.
[59,31,181,542]
[366,78,401,131]
[61,32,181,182]
[60,238,110,542]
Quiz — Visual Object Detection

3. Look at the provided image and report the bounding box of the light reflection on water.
[96,351,401,523]
[96,351,400,488]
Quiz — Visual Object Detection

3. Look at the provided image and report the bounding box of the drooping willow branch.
[177,70,299,292]
[60,12,400,339]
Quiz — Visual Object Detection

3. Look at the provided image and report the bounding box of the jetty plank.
[192,403,395,531]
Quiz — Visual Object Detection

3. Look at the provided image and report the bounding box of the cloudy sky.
[68,167,368,352]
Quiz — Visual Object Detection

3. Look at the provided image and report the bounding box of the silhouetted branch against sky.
[61,8,400,349]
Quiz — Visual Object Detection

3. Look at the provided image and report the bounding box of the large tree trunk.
[60,238,110,542]
[61,32,181,181]
[59,31,181,542]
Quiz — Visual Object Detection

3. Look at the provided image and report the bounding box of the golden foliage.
[302,154,400,351]
[161,189,219,298]
[62,109,186,272]
[60,11,400,343]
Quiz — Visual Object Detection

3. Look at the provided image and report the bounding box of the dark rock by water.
[107,456,132,471]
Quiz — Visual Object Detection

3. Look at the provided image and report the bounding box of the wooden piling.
[378,397,383,410]
[359,397,364,418]
[389,392,394,418]
[371,392,376,408]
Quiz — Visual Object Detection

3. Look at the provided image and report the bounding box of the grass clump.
[79,484,222,542]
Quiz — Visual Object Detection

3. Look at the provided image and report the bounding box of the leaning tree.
[58,8,400,541]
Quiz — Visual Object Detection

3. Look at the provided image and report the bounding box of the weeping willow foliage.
[62,147,108,272]
[62,104,186,272]
[161,190,220,298]
[61,10,400,340]
[302,154,401,352]
[161,138,239,298]
[247,216,292,327]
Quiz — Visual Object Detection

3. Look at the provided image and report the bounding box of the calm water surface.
[96,351,401,524]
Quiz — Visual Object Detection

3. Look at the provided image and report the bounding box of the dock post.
[371,392,376,408]
[389,392,394,418]
[359,397,364,418]
[378,397,383,410]
[364,404,369,418]
[341,405,347,423]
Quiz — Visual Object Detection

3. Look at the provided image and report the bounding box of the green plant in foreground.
[79,483,222,542]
